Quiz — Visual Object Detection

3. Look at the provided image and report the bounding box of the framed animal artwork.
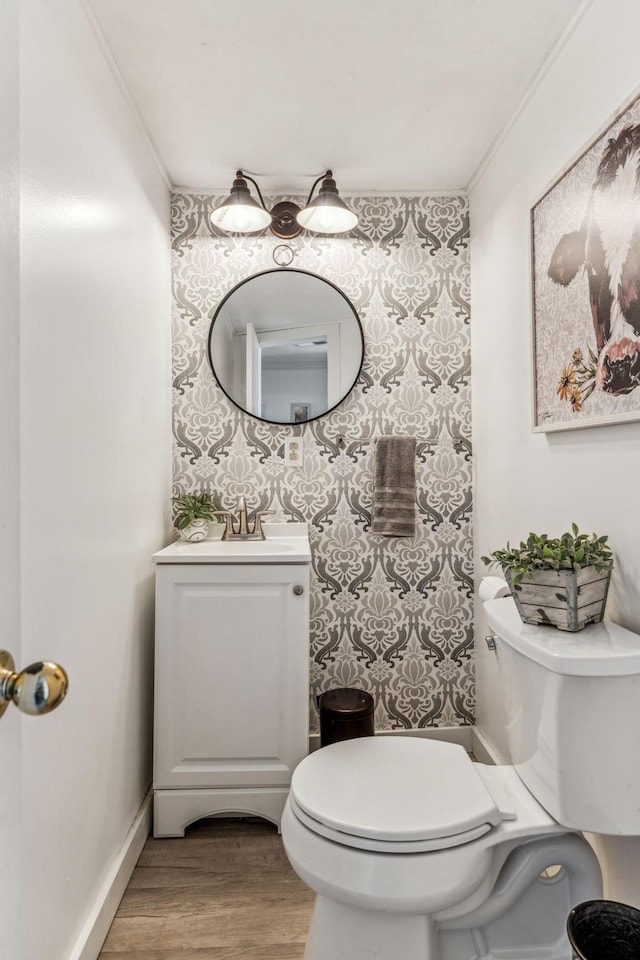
[531,89,640,431]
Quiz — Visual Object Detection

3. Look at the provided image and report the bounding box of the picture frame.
[290,403,310,423]
[531,89,640,432]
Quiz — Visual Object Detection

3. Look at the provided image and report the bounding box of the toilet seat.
[290,737,505,853]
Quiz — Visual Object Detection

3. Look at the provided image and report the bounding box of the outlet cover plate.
[283,437,303,467]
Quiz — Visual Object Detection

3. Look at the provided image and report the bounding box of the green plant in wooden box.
[481,523,613,632]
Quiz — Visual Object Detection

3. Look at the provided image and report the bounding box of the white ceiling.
[87,0,586,194]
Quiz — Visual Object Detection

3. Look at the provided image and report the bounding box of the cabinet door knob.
[293,585,304,596]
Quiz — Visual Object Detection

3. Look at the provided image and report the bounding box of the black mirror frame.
[207,268,365,426]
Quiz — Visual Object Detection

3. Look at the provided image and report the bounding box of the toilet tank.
[485,597,640,835]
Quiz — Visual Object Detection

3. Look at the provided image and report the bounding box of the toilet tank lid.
[485,598,640,676]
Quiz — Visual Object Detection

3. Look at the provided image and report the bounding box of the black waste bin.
[319,687,374,747]
[567,900,640,960]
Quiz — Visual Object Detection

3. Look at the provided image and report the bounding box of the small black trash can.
[319,687,375,747]
[567,900,640,960]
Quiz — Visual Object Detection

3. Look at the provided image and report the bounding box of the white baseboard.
[68,788,152,960]
[471,727,503,765]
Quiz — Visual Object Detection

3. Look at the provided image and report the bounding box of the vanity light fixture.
[210,170,358,239]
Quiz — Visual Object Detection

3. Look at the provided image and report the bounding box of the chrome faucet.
[220,497,274,541]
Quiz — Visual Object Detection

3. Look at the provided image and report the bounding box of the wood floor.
[98,817,315,959]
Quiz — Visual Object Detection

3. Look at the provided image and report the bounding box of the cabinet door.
[154,563,309,789]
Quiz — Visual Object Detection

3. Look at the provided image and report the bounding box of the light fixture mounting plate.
[270,200,303,239]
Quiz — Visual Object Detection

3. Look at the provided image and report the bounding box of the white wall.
[19,0,171,957]
[471,0,640,905]
[261,364,328,422]
[210,307,235,394]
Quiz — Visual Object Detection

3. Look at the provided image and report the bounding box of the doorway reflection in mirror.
[208,269,364,425]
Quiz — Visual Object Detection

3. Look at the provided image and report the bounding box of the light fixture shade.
[211,173,272,233]
[296,172,358,234]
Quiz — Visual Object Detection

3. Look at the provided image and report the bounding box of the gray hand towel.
[371,437,417,537]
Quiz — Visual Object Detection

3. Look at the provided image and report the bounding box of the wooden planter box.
[504,565,612,632]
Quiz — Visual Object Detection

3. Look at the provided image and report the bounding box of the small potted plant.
[173,492,219,542]
[481,523,613,632]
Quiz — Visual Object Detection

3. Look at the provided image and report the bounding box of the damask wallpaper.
[172,192,473,732]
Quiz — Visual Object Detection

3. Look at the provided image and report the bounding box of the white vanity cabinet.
[152,525,310,837]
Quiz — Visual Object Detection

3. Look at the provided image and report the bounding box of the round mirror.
[208,269,364,425]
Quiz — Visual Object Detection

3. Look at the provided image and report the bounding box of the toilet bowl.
[282,597,640,960]
[282,737,601,960]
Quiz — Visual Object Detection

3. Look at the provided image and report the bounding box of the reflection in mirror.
[208,269,364,425]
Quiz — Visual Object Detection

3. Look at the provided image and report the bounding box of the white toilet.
[281,595,640,960]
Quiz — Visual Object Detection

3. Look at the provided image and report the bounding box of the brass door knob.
[0,650,69,718]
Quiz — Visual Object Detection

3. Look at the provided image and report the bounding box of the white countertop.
[153,522,311,564]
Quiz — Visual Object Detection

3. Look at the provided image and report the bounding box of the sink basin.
[198,540,296,555]
[153,523,311,564]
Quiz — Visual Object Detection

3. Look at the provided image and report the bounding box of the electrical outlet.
[283,437,303,467]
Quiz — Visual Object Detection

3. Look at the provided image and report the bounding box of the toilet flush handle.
[484,635,497,651]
